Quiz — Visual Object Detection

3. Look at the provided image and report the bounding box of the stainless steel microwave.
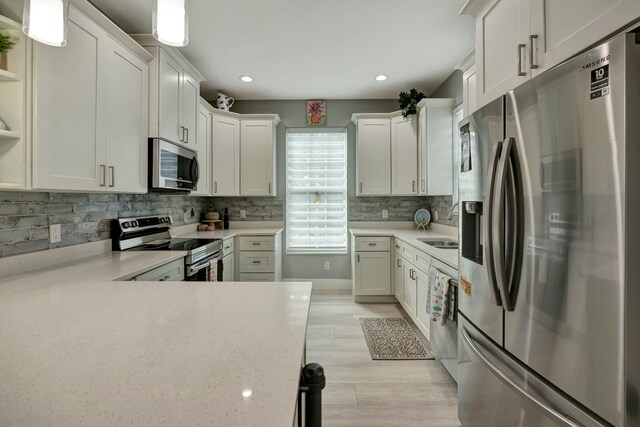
[149,138,199,193]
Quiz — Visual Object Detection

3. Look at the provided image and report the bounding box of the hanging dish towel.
[206,260,218,282]
[429,265,452,326]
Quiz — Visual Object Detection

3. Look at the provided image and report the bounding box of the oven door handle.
[187,253,223,277]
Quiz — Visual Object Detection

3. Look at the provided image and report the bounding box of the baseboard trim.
[284,278,352,293]
[353,295,398,303]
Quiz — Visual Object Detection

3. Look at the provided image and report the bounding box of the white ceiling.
[95,0,474,100]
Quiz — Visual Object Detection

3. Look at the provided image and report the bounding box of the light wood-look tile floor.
[306,292,461,427]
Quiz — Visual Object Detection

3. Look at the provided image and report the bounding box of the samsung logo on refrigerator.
[578,54,611,71]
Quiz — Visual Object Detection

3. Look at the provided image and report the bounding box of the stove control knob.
[164,217,171,224]
[122,221,130,229]
[131,221,138,228]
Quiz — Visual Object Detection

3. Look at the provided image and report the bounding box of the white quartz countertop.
[0,248,311,426]
[177,228,283,240]
[350,228,459,269]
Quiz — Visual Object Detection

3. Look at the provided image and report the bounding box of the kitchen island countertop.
[0,249,311,426]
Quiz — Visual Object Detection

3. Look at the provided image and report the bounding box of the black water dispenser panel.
[461,201,483,265]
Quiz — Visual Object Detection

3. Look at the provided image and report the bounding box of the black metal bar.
[299,363,325,427]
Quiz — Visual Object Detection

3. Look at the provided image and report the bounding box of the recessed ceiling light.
[239,75,253,83]
[375,75,388,81]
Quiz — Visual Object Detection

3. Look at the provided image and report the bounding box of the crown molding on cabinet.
[350,110,404,125]
[130,34,206,83]
[71,1,153,63]
[210,107,281,126]
[454,49,476,72]
[459,0,492,17]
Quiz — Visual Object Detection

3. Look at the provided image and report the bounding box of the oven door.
[185,252,224,282]
[150,138,199,192]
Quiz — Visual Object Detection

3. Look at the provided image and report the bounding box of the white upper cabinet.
[211,113,241,196]
[390,114,418,196]
[191,99,212,196]
[417,99,456,196]
[462,0,640,109]
[103,37,149,194]
[241,119,278,196]
[32,5,151,193]
[157,50,182,144]
[32,9,105,192]
[134,35,205,147]
[529,0,640,75]
[353,116,391,196]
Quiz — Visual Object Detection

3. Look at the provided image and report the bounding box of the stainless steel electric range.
[112,215,223,281]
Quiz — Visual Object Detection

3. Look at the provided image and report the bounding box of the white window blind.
[286,129,348,254]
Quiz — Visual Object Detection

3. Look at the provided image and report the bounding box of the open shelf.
[0,69,20,82]
[0,129,20,140]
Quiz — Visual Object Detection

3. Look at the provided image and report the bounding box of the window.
[286,129,348,254]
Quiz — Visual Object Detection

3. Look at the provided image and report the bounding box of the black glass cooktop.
[129,238,221,252]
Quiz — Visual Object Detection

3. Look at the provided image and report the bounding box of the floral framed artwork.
[306,100,327,126]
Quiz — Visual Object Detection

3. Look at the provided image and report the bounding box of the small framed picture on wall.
[306,100,327,126]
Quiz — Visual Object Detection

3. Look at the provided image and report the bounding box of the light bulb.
[153,0,189,47]
[22,0,69,47]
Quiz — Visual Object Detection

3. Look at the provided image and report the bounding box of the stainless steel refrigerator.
[457,32,640,427]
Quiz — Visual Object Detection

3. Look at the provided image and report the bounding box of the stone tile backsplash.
[426,195,459,227]
[0,192,205,258]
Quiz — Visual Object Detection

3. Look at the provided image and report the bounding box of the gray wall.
[0,192,205,258]
[212,99,428,280]
[425,70,463,227]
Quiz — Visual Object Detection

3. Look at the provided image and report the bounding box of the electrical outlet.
[434,211,439,221]
[382,210,388,219]
[49,224,61,244]
[239,210,246,219]
[324,261,331,271]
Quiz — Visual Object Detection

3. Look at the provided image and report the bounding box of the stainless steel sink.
[417,238,459,250]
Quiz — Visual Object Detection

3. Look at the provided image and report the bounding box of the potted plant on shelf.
[0,33,16,71]
[398,88,426,118]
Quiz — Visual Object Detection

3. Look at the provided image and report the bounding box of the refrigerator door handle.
[461,327,584,427]
[505,148,524,310]
[484,140,503,307]
[493,138,515,311]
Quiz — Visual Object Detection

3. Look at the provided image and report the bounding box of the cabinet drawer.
[414,249,431,274]
[133,258,184,282]
[238,273,275,282]
[239,251,275,273]
[354,237,391,252]
[238,236,275,251]
[400,242,415,262]
[223,238,234,256]
[393,239,402,254]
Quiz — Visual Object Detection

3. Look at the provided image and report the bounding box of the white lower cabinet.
[402,263,417,318]
[394,253,403,302]
[223,253,235,282]
[132,258,185,282]
[354,251,391,296]
[237,235,282,281]
[415,269,431,339]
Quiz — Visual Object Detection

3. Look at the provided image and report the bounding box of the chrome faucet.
[447,201,460,220]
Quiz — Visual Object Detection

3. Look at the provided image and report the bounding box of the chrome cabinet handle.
[484,141,503,307]
[368,242,377,246]
[395,244,400,249]
[421,180,425,192]
[185,127,189,143]
[252,242,260,246]
[224,245,231,250]
[268,182,272,194]
[252,260,261,264]
[108,166,115,188]
[529,34,539,69]
[357,254,360,262]
[517,44,527,76]
[214,181,218,193]
[158,275,171,282]
[359,182,363,193]
[461,328,583,427]
[397,259,402,267]
[99,164,106,187]
[180,126,185,142]
[412,180,416,192]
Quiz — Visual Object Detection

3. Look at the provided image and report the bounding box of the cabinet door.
[475,0,530,109]
[463,63,477,116]
[355,252,391,296]
[240,120,275,196]
[32,9,106,191]
[403,264,417,317]
[182,72,200,146]
[426,105,454,196]
[104,38,148,194]
[211,114,241,196]
[416,269,431,339]
[191,104,211,196]
[158,49,183,143]
[356,119,391,196]
[223,253,235,282]
[391,115,418,195]
[417,108,427,195]
[530,0,640,75]
[394,253,404,301]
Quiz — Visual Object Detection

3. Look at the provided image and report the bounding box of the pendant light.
[152,0,189,47]
[22,0,69,47]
